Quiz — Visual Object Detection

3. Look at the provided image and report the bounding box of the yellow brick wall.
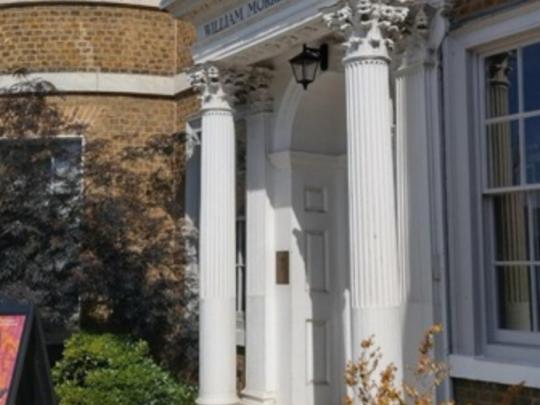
[454,379,540,404]
[0,4,194,75]
[56,92,199,373]
[0,1,200,374]
[453,0,528,19]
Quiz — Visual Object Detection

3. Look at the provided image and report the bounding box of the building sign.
[201,0,283,38]
[0,300,55,405]
[0,316,26,405]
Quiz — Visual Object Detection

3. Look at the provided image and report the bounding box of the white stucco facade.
[166,0,540,403]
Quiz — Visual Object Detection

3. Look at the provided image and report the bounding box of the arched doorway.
[272,71,350,405]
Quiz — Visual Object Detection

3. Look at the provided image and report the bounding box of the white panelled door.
[290,155,348,405]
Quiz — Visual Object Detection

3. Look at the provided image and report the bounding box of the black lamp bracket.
[306,44,329,72]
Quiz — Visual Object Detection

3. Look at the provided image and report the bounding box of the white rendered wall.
[291,72,347,156]
[243,88,278,404]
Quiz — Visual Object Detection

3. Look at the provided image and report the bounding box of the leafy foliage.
[79,131,198,380]
[0,74,197,379]
[52,332,196,405]
[0,71,84,138]
[0,139,83,336]
[345,325,524,405]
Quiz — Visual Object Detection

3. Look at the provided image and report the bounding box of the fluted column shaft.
[199,107,238,405]
[189,64,240,405]
[345,56,403,367]
[394,9,443,373]
[323,0,410,375]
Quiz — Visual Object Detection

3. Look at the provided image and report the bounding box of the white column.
[189,64,241,405]
[242,68,277,405]
[395,3,448,375]
[323,1,410,375]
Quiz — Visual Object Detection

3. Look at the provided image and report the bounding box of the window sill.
[449,354,540,389]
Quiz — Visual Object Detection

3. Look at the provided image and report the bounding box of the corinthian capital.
[188,63,247,111]
[321,0,410,61]
[398,4,434,68]
[246,67,274,114]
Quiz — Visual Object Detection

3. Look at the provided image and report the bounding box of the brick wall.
[0,3,194,75]
[54,93,199,139]
[453,0,530,20]
[453,379,540,404]
[0,0,199,377]
[55,92,199,375]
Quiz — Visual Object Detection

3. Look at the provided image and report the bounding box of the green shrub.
[52,332,197,405]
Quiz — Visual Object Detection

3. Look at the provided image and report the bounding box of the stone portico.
[164,1,450,404]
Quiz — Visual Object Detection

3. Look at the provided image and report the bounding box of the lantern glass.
[289,46,322,90]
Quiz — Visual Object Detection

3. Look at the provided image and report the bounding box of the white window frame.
[184,117,202,233]
[480,41,540,346]
[0,135,84,193]
[444,1,540,388]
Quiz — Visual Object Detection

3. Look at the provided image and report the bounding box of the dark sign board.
[0,298,56,405]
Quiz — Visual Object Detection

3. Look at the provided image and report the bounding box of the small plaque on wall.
[276,251,290,285]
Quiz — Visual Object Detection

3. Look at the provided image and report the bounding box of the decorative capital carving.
[321,0,410,62]
[246,67,274,114]
[398,4,435,68]
[188,63,247,111]
[488,52,513,87]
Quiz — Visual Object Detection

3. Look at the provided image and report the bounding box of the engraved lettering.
[200,0,282,38]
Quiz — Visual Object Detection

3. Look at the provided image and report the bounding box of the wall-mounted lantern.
[289,44,328,90]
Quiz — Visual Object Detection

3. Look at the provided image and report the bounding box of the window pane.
[497,266,533,331]
[487,120,520,187]
[536,267,540,329]
[486,51,519,118]
[493,193,529,261]
[532,192,540,261]
[50,139,82,195]
[524,42,540,112]
[525,116,540,184]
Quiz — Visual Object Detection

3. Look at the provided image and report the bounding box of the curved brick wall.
[0,3,195,75]
[51,92,199,139]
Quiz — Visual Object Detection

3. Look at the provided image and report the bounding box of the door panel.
[291,160,346,405]
[305,231,329,293]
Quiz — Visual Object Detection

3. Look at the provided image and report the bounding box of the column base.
[196,395,240,405]
[240,389,276,404]
[352,306,404,376]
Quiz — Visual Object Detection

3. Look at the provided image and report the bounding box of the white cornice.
[160,0,199,16]
[0,72,191,96]
[450,0,540,49]
[161,0,238,21]
[0,0,161,7]
[193,0,333,65]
